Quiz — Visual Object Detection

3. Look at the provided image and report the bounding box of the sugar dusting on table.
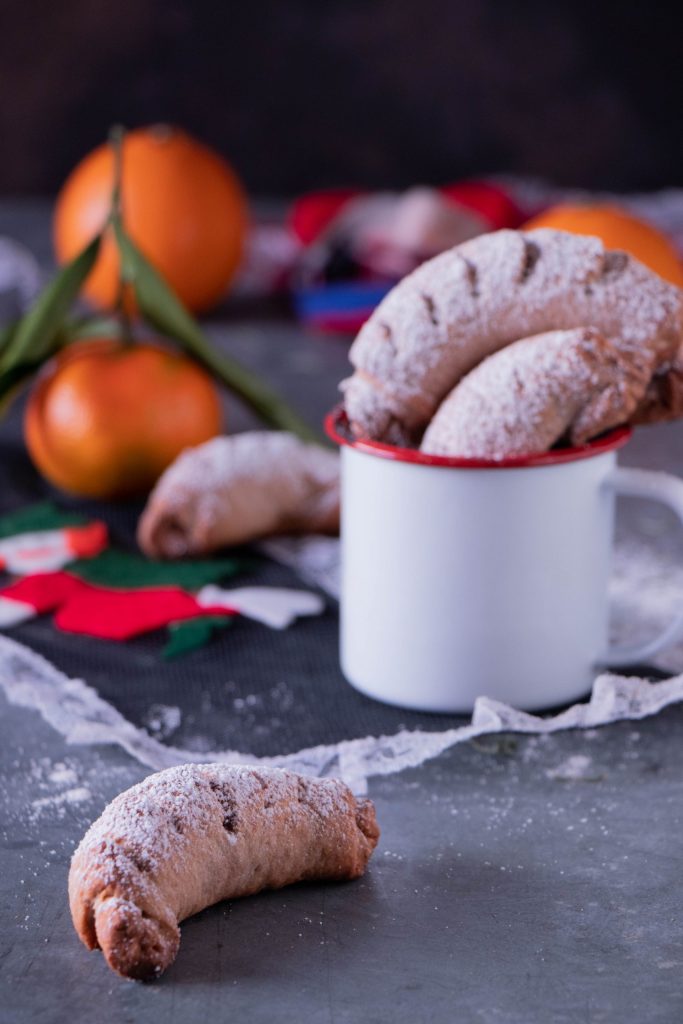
[546,754,597,781]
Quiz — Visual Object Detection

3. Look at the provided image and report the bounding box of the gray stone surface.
[3,692,683,1024]
[1,203,683,1022]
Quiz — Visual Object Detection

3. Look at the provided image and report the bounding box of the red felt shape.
[1,571,84,612]
[0,571,236,640]
[289,182,523,248]
[289,188,364,244]
[55,583,236,639]
[440,181,523,229]
[64,521,109,558]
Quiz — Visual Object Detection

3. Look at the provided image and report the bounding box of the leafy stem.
[112,214,321,442]
[0,233,101,376]
[109,125,134,345]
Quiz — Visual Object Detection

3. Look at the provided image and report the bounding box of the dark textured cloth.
[1,403,470,757]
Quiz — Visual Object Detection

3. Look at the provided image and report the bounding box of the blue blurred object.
[293,280,394,334]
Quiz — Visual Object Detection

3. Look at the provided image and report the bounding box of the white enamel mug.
[326,409,683,713]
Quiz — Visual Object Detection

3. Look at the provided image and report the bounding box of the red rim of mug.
[324,407,632,469]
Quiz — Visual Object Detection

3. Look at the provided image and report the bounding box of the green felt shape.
[162,615,233,659]
[0,501,88,540]
[70,548,245,590]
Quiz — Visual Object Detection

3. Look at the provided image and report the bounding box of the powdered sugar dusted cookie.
[138,431,340,557]
[69,764,379,979]
[342,228,683,442]
[421,328,646,459]
[633,353,683,427]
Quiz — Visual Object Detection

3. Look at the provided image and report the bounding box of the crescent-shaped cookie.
[341,228,683,443]
[420,327,645,459]
[69,764,379,979]
[137,431,340,558]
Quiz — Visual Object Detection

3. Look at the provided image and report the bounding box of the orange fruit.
[523,203,683,287]
[54,126,248,313]
[24,340,222,498]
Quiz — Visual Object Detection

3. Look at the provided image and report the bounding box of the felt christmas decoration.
[289,188,364,246]
[162,615,233,659]
[0,570,324,643]
[196,585,325,630]
[0,502,323,655]
[0,571,84,626]
[0,521,107,574]
[55,579,236,640]
[70,548,246,590]
[289,182,521,250]
[0,503,244,586]
[290,180,523,332]
[293,281,395,335]
[0,501,88,539]
[440,182,523,234]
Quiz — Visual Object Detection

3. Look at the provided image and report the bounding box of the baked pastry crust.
[342,228,683,443]
[632,356,683,427]
[69,764,379,979]
[421,327,646,459]
[138,431,340,558]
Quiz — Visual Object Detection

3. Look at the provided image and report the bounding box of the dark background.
[0,0,680,196]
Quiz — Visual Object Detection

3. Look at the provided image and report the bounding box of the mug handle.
[600,466,683,667]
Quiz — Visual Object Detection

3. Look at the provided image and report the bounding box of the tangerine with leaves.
[524,203,683,287]
[24,340,222,499]
[54,126,248,314]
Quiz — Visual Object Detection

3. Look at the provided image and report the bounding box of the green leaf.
[0,321,18,358]
[0,233,101,375]
[111,217,321,443]
[0,321,81,420]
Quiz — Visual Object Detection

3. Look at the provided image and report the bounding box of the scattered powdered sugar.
[47,762,79,786]
[546,754,599,781]
[143,704,182,740]
[7,757,96,824]
[32,787,92,811]
[610,539,683,672]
